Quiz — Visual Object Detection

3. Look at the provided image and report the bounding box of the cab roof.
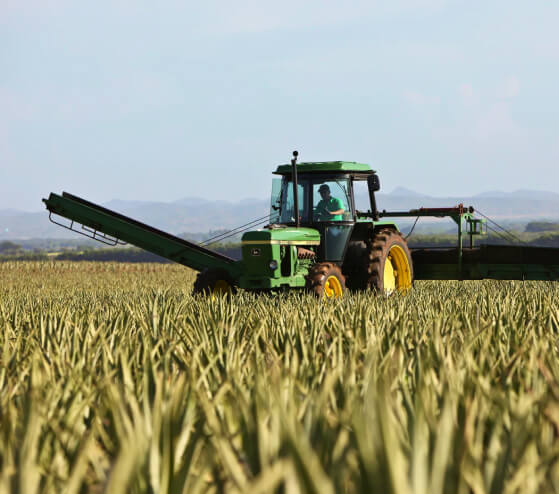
[273,161,374,175]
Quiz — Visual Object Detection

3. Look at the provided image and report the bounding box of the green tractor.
[43,151,559,297]
[215,151,412,297]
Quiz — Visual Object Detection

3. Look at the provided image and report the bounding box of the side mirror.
[367,174,380,192]
[367,174,380,220]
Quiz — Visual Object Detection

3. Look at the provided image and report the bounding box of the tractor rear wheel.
[306,262,346,299]
[193,268,236,296]
[365,228,413,294]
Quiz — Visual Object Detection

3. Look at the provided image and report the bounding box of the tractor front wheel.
[193,268,236,296]
[366,228,413,294]
[306,262,346,299]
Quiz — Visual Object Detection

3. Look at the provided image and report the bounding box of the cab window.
[270,178,282,223]
[279,179,310,224]
[312,179,352,222]
[352,179,370,213]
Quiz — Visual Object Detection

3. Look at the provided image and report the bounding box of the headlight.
[269,260,278,270]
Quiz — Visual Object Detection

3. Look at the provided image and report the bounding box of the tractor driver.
[315,184,345,221]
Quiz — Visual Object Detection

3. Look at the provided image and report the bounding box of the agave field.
[1,261,559,493]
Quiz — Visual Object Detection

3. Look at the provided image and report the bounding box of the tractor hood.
[242,227,320,245]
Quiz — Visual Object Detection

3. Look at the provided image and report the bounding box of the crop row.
[1,262,559,493]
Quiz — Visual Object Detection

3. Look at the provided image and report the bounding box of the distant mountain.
[173,197,219,207]
[374,192,559,219]
[2,188,559,240]
[510,190,559,200]
[472,190,511,199]
[0,198,271,240]
[103,199,161,210]
[355,189,559,221]
[389,187,429,197]
[472,190,559,200]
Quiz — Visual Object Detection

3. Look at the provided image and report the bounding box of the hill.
[1,188,559,240]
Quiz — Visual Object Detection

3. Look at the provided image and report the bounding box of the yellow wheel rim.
[213,279,231,294]
[384,245,412,294]
[384,256,396,293]
[323,275,343,298]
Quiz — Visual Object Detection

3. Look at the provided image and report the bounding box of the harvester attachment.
[43,192,241,278]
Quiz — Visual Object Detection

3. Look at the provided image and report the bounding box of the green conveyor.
[43,192,241,276]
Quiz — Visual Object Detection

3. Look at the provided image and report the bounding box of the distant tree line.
[0,244,242,263]
[2,228,559,263]
[524,221,559,233]
[0,241,23,255]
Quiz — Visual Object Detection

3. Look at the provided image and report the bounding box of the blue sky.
[1,1,558,211]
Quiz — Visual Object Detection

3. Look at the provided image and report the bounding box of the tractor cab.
[270,160,380,262]
[272,174,353,223]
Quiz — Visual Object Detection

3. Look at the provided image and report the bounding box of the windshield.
[275,176,353,224]
[312,178,352,222]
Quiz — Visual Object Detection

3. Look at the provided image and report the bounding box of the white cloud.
[497,76,520,99]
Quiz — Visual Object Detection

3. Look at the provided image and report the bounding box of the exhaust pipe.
[291,150,300,228]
